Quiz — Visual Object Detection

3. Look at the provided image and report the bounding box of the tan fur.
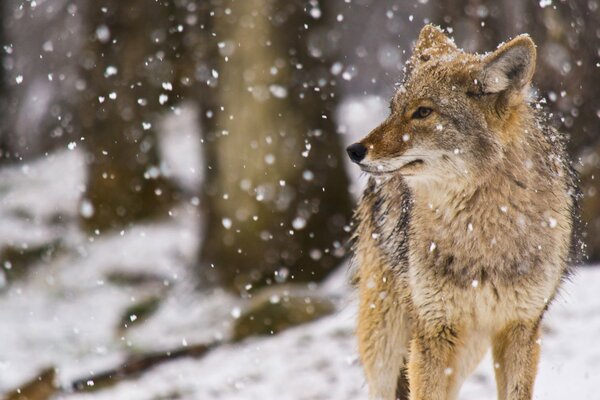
[350,25,578,400]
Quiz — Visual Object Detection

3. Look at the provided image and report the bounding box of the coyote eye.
[412,107,433,119]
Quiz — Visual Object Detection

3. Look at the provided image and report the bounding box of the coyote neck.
[406,145,567,284]
[409,137,540,223]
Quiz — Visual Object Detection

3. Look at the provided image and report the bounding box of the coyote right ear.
[481,35,536,94]
[412,25,458,63]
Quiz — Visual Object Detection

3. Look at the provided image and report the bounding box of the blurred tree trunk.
[79,1,180,231]
[197,0,353,292]
[0,1,84,163]
[0,1,8,162]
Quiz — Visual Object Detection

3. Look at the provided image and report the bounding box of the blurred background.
[0,0,598,399]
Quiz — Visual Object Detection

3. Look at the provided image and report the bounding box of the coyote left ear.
[481,35,536,94]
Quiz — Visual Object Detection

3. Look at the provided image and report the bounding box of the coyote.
[347,25,580,400]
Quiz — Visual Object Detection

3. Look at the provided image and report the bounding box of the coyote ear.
[412,24,458,63]
[481,35,536,94]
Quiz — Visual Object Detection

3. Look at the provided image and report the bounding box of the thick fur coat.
[349,25,580,400]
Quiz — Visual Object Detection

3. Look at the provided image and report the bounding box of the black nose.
[346,143,367,163]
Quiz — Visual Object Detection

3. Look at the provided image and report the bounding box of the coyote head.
[347,25,537,185]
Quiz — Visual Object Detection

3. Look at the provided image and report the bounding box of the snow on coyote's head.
[346,24,537,185]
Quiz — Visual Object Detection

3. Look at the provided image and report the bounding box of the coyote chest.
[406,176,570,330]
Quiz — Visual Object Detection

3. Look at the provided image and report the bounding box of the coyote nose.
[346,143,367,163]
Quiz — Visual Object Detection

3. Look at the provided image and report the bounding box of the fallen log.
[69,285,335,392]
[4,368,57,400]
[70,342,215,392]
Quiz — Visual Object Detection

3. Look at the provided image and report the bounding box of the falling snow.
[222,217,232,229]
[0,1,598,399]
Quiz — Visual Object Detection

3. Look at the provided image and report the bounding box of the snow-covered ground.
[59,268,600,400]
[0,102,599,399]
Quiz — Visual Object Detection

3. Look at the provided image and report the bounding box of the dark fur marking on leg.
[395,366,410,400]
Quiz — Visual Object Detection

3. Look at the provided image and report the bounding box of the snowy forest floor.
[1,108,599,399]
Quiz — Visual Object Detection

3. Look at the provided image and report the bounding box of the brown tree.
[0,1,9,162]
[197,0,353,292]
[78,1,181,231]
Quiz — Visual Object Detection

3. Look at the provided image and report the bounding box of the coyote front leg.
[357,270,411,400]
[492,321,541,400]
[408,325,462,400]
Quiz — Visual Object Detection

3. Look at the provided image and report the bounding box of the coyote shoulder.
[347,25,580,400]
